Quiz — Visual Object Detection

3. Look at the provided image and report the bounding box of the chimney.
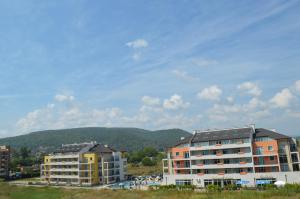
[104,144,108,148]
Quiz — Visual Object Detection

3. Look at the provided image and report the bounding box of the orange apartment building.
[162,125,300,187]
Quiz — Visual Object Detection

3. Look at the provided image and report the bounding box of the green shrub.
[141,157,156,166]
[264,184,277,190]
[158,184,195,191]
[224,184,238,191]
[284,183,300,193]
[207,184,222,192]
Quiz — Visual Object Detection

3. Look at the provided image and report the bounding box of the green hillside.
[0,127,191,152]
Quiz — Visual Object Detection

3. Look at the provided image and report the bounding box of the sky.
[0,0,300,138]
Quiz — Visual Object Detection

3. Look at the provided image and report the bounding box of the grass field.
[1,182,300,199]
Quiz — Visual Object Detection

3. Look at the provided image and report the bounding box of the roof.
[172,127,253,147]
[173,135,193,147]
[53,142,116,154]
[171,127,292,148]
[254,128,290,140]
[192,127,253,143]
[89,144,115,153]
[53,142,96,154]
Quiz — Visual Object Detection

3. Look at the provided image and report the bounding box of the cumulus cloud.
[163,94,190,110]
[227,96,234,103]
[16,104,124,133]
[237,82,262,96]
[55,94,74,102]
[197,85,222,101]
[294,80,300,92]
[207,97,269,123]
[126,39,148,48]
[270,88,294,108]
[142,96,160,106]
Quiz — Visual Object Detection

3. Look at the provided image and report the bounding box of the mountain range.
[0,127,191,152]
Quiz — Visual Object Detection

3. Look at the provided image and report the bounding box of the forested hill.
[0,127,191,152]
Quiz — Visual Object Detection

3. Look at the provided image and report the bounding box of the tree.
[20,147,31,160]
[143,147,158,157]
[142,157,156,166]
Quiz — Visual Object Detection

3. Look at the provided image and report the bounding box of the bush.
[224,184,238,191]
[158,184,195,191]
[264,184,277,190]
[283,183,300,193]
[207,184,222,192]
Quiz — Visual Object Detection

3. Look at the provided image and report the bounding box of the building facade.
[41,142,127,186]
[163,125,300,187]
[0,145,10,178]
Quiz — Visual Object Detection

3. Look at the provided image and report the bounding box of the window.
[255,137,272,142]
[256,147,263,155]
[270,156,275,161]
[175,179,192,185]
[279,155,288,163]
[268,146,273,151]
[176,152,180,156]
[281,164,290,171]
[184,152,190,158]
[223,140,230,144]
[90,157,93,161]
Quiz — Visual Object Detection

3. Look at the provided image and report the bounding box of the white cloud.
[227,96,234,103]
[126,39,148,48]
[237,82,262,96]
[286,110,300,118]
[163,94,190,110]
[270,88,294,108]
[172,69,199,81]
[132,52,141,61]
[197,85,222,101]
[54,94,74,102]
[16,105,124,133]
[294,80,300,92]
[142,96,160,106]
[246,97,266,110]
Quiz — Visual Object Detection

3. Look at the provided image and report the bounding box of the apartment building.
[41,142,127,186]
[162,125,300,187]
[0,145,10,178]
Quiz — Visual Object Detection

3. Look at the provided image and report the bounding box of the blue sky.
[0,0,300,137]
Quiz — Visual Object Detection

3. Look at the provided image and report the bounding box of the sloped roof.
[172,127,253,147]
[89,144,115,153]
[54,143,95,154]
[173,135,193,147]
[254,128,290,140]
[192,128,252,143]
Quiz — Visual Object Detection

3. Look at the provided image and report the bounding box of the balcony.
[253,151,278,156]
[254,161,279,167]
[190,152,252,160]
[49,168,79,172]
[191,163,253,169]
[190,143,251,151]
